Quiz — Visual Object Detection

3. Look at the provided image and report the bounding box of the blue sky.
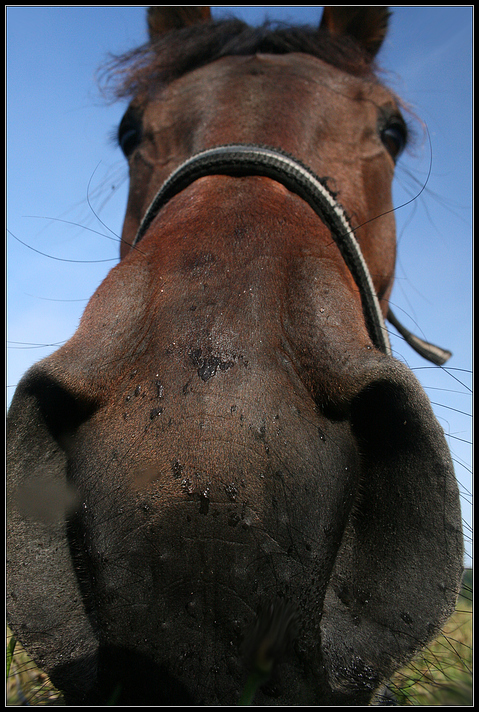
[6,6,472,562]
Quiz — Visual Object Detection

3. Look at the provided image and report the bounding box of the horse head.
[7,7,463,705]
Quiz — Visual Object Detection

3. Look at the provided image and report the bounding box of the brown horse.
[7,6,463,705]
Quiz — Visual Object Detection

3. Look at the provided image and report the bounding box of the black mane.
[101,18,378,104]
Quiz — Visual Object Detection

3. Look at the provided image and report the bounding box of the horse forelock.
[100,18,379,105]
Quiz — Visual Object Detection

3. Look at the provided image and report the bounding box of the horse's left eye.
[380,120,407,161]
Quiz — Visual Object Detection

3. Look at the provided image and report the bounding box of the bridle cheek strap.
[386,308,451,366]
[132,144,451,365]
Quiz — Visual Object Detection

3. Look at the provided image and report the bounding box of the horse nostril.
[11,367,97,450]
[8,367,98,525]
[350,378,413,456]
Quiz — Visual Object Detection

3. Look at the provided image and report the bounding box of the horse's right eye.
[118,111,142,157]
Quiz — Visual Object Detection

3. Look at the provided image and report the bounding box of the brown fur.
[7,7,462,705]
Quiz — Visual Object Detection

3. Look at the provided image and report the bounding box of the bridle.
[132,144,451,365]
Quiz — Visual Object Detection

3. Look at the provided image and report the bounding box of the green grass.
[6,629,64,705]
[388,595,472,706]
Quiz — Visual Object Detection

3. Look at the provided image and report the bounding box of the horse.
[7,6,464,705]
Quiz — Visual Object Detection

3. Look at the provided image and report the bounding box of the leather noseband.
[132,144,451,365]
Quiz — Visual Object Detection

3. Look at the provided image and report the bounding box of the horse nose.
[7,344,463,704]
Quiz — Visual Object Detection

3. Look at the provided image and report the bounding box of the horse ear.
[147,6,211,41]
[319,6,390,58]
